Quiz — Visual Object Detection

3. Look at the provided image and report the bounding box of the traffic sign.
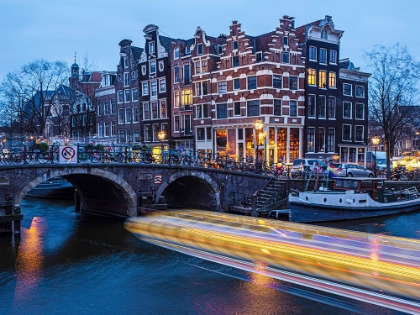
[59,146,78,163]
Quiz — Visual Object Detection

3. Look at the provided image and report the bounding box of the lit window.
[329,72,336,88]
[319,71,327,88]
[307,69,316,85]
[181,89,193,106]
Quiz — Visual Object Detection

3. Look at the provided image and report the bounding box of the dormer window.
[149,41,155,54]
[185,46,191,54]
[321,29,328,40]
[283,36,288,46]
[218,45,224,54]
[197,44,203,55]
[174,48,179,60]
[233,41,238,50]
[256,52,263,62]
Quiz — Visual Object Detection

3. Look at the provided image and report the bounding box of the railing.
[0,145,417,181]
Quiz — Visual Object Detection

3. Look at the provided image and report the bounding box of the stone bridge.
[0,164,270,217]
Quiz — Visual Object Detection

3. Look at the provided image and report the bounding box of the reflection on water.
[0,198,412,315]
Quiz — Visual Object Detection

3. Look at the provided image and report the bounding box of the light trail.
[125,210,420,313]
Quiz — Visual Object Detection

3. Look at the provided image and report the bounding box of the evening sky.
[1,0,419,79]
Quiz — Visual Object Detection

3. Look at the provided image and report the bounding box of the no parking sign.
[59,146,78,163]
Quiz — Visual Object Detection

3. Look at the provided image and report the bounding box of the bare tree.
[0,59,70,142]
[366,43,420,177]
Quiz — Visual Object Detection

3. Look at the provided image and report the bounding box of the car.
[290,159,328,178]
[330,163,374,177]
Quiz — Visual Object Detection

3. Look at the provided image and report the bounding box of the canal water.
[0,198,417,315]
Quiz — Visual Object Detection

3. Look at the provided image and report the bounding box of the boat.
[288,177,420,222]
[27,177,75,199]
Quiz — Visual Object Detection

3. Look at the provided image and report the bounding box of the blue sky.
[1,0,419,79]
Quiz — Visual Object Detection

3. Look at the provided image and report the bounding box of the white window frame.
[142,82,149,96]
[150,60,156,74]
[174,48,179,59]
[343,83,352,96]
[159,79,166,93]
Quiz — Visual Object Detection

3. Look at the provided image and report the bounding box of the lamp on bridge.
[371,136,380,177]
[254,119,264,170]
[158,130,166,164]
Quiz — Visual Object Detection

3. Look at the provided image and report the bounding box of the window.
[197,43,203,55]
[104,100,109,115]
[256,52,263,62]
[132,88,138,101]
[196,103,209,119]
[289,76,298,90]
[159,79,166,93]
[318,128,325,152]
[327,129,335,152]
[196,81,208,96]
[232,56,239,67]
[118,91,124,103]
[123,57,128,68]
[247,76,257,89]
[218,81,227,94]
[290,100,297,117]
[118,108,125,124]
[319,48,327,64]
[233,78,240,90]
[319,70,327,88]
[329,50,337,64]
[98,101,103,115]
[329,72,336,88]
[321,29,328,40]
[307,69,316,85]
[125,108,132,123]
[142,82,149,96]
[355,126,364,142]
[133,108,139,122]
[217,103,228,118]
[104,122,110,136]
[143,102,150,120]
[318,96,326,118]
[273,75,282,88]
[355,85,365,98]
[174,116,180,132]
[355,103,364,119]
[174,48,179,59]
[151,81,157,97]
[233,41,238,50]
[151,102,159,119]
[197,128,205,141]
[144,125,151,141]
[283,36,288,46]
[307,128,315,152]
[98,123,103,137]
[149,41,155,54]
[150,61,156,74]
[282,52,290,63]
[234,102,241,116]
[181,89,193,106]
[160,100,167,118]
[247,100,260,117]
[125,89,131,102]
[343,102,352,118]
[183,64,190,85]
[110,99,116,114]
[343,124,351,141]
[328,97,336,119]
[307,95,316,118]
[343,83,352,96]
[185,46,191,54]
[124,73,130,86]
[274,99,281,116]
[309,46,317,60]
[174,91,180,107]
[174,66,179,83]
[218,45,224,54]
[195,60,208,74]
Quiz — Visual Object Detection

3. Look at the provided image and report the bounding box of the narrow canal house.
[189,17,306,164]
[138,25,175,149]
[296,15,370,164]
[115,39,143,144]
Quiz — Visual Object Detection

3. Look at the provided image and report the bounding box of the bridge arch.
[156,169,220,210]
[18,168,138,217]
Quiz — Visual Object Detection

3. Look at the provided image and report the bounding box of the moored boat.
[27,177,75,199]
[288,177,420,223]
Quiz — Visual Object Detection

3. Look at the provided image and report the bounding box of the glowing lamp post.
[372,136,380,177]
[158,130,166,164]
[254,120,264,170]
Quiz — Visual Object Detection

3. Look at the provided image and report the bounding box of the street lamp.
[254,119,264,170]
[372,136,380,177]
[158,130,166,164]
